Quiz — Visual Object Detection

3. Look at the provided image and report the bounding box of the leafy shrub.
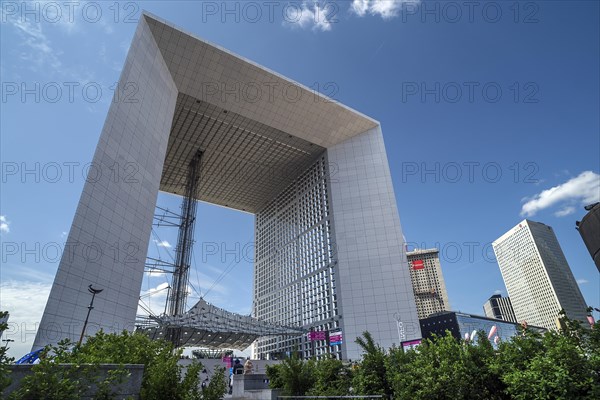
[8,331,227,400]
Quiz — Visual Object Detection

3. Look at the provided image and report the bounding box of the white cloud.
[154,240,172,248]
[350,0,419,19]
[8,16,63,71]
[145,269,167,277]
[2,1,100,82]
[521,171,600,217]
[0,281,52,359]
[554,206,576,217]
[577,279,589,285]
[0,215,10,233]
[284,1,334,32]
[149,282,170,293]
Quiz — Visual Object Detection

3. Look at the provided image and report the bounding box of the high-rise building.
[406,249,450,319]
[483,294,517,323]
[33,13,421,361]
[0,312,9,338]
[492,220,588,330]
[576,202,600,273]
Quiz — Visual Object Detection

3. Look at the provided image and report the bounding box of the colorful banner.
[401,339,422,351]
[412,260,425,270]
[329,331,343,346]
[308,331,327,341]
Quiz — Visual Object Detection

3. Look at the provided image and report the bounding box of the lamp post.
[2,338,14,349]
[78,284,103,347]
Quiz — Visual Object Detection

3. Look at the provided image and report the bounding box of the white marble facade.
[34,13,421,360]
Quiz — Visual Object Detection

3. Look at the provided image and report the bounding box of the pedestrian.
[244,358,253,374]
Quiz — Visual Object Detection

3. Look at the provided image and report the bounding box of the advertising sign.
[308,331,327,341]
[401,339,422,351]
[329,331,343,346]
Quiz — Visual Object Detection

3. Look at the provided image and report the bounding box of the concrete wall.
[4,364,144,399]
[232,374,280,400]
[327,126,421,360]
[33,15,178,350]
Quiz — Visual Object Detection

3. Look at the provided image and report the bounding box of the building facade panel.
[34,14,420,360]
[406,249,450,319]
[483,294,517,323]
[33,17,179,349]
[327,127,421,360]
[253,155,339,359]
[493,220,588,330]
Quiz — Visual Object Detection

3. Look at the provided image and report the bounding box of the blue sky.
[1,1,599,357]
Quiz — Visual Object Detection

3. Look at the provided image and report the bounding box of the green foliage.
[586,322,600,398]
[8,331,227,400]
[267,354,353,397]
[179,361,203,400]
[279,354,315,396]
[265,363,283,390]
[201,366,227,400]
[94,367,129,400]
[389,331,506,400]
[9,340,96,399]
[353,331,391,397]
[266,353,314,396]
[10,315,598,399]
[362,313,599,400]
[491,315,598,400]
[307,355,352,396]
[0,311,15,394]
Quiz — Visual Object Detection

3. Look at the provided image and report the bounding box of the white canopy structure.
[137,298,304,350]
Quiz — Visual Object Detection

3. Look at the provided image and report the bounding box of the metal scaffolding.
[167,150,203,317]
[138,150,304,349]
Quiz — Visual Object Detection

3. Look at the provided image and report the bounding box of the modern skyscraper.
[483,294,517,323]
[492,220,588,330]
[406,249,450,319]
[576,202,600,273]
[33,13,421,361]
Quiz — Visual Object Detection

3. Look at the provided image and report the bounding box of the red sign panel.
[309,331,327,341]
[412,260,425,270]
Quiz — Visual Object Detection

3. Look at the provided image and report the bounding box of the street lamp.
[78,284,103,347]
[2,339,14,349]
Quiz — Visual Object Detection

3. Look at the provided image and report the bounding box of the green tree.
[9,340,95,400]
[491,315,597,400]
[9,331,227,400]
[0,311,14,394]
[388,331,505,400]
[179,361,202,400]
[266,353,314,396]
[201,366,227,400]
[583,316,600,398]
[307,355,352,396]
[353,331,391,397]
